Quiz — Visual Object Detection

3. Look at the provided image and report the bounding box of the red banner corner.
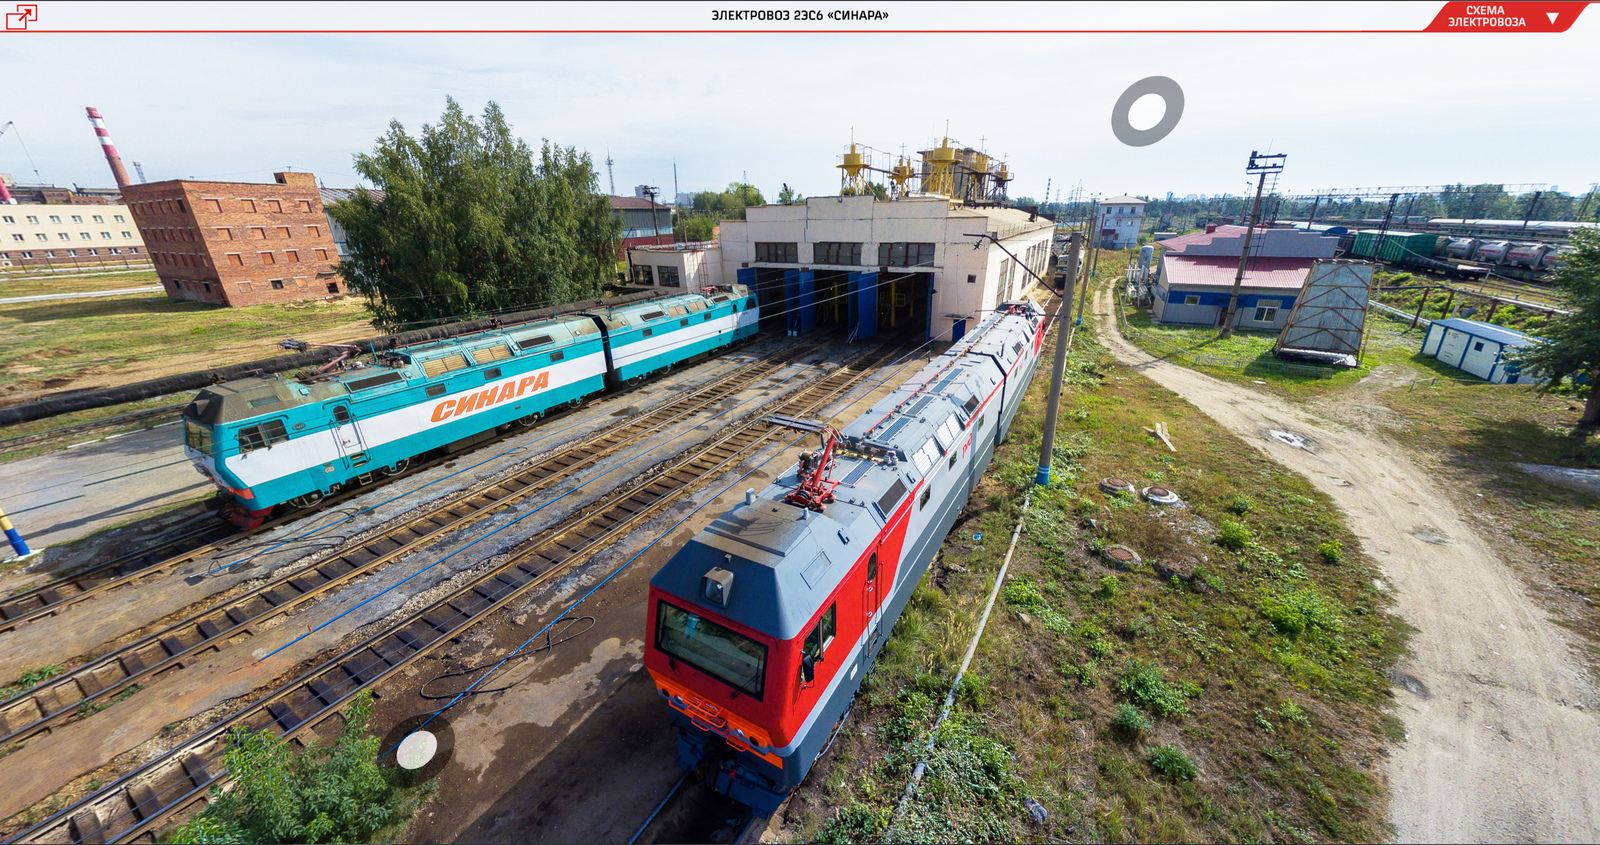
[1425,1,1589,31]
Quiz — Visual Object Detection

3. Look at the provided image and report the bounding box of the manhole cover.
[1266,429,1314,450]
[1142,486,1181,506]
[1099,477,1134,495]
[1104,545,1142,569]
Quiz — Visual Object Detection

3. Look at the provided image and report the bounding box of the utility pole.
[1036,231,1082,487]
[642,186,663,246]
[1220,150,1286,338]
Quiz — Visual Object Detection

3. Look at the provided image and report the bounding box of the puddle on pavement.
[1412,526,1451,545]
[1265,428,1315,450]
[1388,668,1431,699]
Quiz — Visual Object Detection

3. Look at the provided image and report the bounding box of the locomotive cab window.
[655,600,766,699]
[919,487,932,509]
[425,384,447,397]
[183,419,214,453]
[331,405,351,424]
[238,419,288,453]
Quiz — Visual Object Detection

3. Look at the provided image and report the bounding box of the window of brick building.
[25,216,38,223]
[37,234,48,241]
[327,282,339,294]
[87,249,98,256]
[49,215,61,223]
[259,252,276,265]
[267,200,283,213]
[307,225,322,238]
[297,200,313,213]
[66,250,77,257]
[110,248,120,255]
[250,227,266,239]
[71,215,83,223]
[227,253,244,266]
[114,215,125,223]
[205,199,222,213]
[122,232,133,239]
[130,247,140,254]
[93,215,104,223]
[176,199,187,213]
[79,232,91,240]
[1,215,11,223]
[315,248,329,260]
[270,279,285,289]
[243,199,257,213]
[10,234,21,242]
[45,251,55,258]
[277,226,291,239]
[100,232,111,239]
[20,251,32,259]
[214,228,233,240]
[285,250,299,262]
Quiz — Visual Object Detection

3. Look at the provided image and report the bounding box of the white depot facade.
[717,195,1053,342]
[1095,195,1147,248]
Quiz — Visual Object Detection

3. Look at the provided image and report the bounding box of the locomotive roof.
[650,302,1043,640]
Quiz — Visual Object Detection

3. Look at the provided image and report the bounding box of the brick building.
[123,172,344,306]
[1,202,147,270]
[609,196,674,257]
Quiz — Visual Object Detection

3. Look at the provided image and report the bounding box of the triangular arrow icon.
[1547,11,1559,23]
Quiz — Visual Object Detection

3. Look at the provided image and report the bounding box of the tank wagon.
[183,285,758,528]
[644,300,1046,815]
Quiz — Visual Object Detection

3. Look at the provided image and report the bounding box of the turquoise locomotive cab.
[182,315,608,528]
[586,285,758,384]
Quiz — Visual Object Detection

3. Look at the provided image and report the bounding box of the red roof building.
[1147,224,1341,330]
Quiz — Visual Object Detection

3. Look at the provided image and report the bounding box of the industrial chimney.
[85,107,132,189]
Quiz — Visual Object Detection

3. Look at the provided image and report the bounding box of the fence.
[1112,293,1342,379]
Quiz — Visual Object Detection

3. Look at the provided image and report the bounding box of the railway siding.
[8,341,910,844]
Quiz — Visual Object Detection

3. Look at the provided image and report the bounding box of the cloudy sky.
[2,1,1595,202]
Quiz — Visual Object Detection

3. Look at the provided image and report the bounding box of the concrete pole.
[1220,170,1268,338]
[1036,232,1082,487]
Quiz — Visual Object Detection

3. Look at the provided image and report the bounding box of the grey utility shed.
[1420,318,1542,384]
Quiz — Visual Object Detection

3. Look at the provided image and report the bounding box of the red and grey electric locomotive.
[644,300,1047,815]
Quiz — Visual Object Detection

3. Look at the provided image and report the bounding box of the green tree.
[674,213,717,242]
[777,183,805,205]
[328,98,620,332]
[165,693,427,844]
[1513,228,1600,427]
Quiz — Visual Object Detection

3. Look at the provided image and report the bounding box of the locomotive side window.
[425,384,447,397]
[801,602,837,680]
[238,419,288,453]
[551,350,565,362]
[484,367,502,380]
[655,600,766,699]
[919,487,931,510]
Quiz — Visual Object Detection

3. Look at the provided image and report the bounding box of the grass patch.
[0,267,161,298]
[784,269,1404,844]
[0,292,372,404]
[1,665,63,698]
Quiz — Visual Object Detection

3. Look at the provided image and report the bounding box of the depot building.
[715,195,1054,342]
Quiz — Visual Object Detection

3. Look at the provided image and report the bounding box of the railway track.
[0,338,783,636]
[12,339,914,845]
[0,342,826,753]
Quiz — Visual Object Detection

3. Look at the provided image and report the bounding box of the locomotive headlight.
[702,566,735,607]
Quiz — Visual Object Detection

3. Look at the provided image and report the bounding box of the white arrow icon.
[1547,12,1559,23]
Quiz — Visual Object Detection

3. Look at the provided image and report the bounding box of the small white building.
[1095,195,1147,248]
[1421,318,1543,384]
[717,195,1054,342]
[626,242,723,289]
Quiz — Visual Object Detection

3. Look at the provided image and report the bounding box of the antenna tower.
[605,150,615,196]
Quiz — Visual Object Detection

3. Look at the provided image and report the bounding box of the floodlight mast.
[1219,151,1286,338]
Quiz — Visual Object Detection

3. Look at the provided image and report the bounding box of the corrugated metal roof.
[1101,195,1147,204]
[1156,225,1249,252]
[1432,318,1540,347]
[1163,255,1314,291]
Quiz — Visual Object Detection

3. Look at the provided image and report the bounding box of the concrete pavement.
[0,286,164,305]
[0,423,209,560]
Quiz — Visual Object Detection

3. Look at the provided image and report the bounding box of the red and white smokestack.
[85,106,132,189]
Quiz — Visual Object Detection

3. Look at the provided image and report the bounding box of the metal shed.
[1421,318,1543,384]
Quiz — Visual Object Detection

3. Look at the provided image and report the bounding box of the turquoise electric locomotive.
[183,286,758,528]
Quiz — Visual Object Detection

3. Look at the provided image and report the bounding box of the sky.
[2,1,1596,204]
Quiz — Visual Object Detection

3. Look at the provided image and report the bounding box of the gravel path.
[1090,284,1600,843]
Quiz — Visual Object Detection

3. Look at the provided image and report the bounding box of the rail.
[10,339,916,844]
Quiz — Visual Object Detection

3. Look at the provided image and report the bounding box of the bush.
[1260,587,1345,639]
[165,693,426,844]
[1111,703,1152,737]
[1148,744,1199,781]
[1227,495,1255,515]
[1096,575,1123,600]
[1316,539,1343,563]
[1117,658,1198,718]
[1214,521,1254,552]
[1003,579,1048,611]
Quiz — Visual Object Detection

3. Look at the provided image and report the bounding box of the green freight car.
[1350,230,1440,265]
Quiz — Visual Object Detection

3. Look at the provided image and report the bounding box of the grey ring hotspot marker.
[1112,76,1184,147]
[396,730,437,770]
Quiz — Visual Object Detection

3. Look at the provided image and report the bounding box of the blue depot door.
[951,319,967,343]
[848,271,878,340]
[798,269,817,334]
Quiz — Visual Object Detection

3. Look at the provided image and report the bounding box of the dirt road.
[1090,285,1600,842]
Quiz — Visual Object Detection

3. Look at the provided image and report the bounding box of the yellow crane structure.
[921,137,958,197]
[828,134,1014,202]
[837,144,871,195]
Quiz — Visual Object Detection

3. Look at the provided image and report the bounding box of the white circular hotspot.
[396,730,438,770]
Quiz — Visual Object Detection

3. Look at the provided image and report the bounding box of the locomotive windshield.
[655,600,766,699]
[183,419,214,454]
